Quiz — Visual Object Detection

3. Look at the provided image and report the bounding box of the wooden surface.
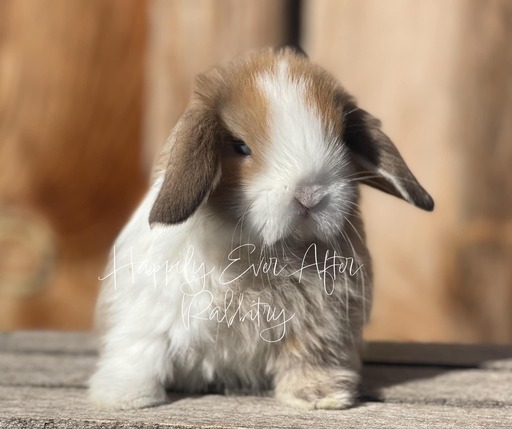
[1,332,511,428]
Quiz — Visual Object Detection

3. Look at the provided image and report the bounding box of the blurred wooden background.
[0,0,510,343]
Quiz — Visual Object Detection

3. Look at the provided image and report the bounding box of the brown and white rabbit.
[89,47,434,410]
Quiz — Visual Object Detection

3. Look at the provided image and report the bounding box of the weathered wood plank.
[0,331,97,355]
[361,366,512,407]
[1,333,512,409]
[0,353,96,388]
[1,386,511,429]
[0,353,512,407]
[364,342,512,369]
[3,332,512,368]
[2,333,511,427]
[1,352,511,408]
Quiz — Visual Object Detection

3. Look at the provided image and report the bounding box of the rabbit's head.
[149,47,433,245]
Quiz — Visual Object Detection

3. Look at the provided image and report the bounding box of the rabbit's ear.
[344,105,434,211]
[149,104,222,226]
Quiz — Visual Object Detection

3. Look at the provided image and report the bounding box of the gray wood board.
[1,386,511,429]
[1,352,511,408]
[2,332,511,367]
[364,341,512,369]
[1,332,511,428]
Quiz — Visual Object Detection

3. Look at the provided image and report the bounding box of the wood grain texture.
[448,0,512,342]
[2,353,512,406]
[1,0,511,345]
[303,0,512,343]
[2,389,512,429]
[1,333,511,428]
[145,0,292,162]
[0,0,292,331]
[0,0,148,329]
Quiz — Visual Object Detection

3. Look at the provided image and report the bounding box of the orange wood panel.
[0,0,148,329]
[304,0,512,342]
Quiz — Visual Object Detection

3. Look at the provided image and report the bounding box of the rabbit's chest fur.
[97,181,369,393]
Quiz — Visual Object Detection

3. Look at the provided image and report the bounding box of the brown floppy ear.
[149,103,221,225]
[344,105,434,211]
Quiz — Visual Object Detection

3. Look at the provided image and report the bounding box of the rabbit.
[88,46,434,411]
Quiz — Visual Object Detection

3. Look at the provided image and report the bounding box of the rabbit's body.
[90,47,433,410]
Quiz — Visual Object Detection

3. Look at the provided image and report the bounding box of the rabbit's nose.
[294,185,327,210]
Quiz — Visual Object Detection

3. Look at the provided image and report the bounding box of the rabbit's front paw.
[275,366,358,410]
[89,370,167,410]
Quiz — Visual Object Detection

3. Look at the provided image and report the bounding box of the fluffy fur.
[89,47,433,410]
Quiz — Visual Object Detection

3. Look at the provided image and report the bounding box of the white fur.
[89,174,337,408]
[249,60,356,245]
[89,57,369,410]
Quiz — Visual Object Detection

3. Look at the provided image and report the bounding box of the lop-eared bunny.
[89,47,433,410]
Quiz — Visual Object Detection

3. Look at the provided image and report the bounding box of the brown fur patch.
[151,50,278,224]
[283,50,352,145]
[206,47,348,221]
[200,50,278,220]
[274,48,434,211]
[152,47,432,225]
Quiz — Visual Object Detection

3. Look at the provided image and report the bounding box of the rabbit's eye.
[232,140,252,156]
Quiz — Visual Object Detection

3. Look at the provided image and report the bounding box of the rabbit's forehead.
[222,57,345,152]
[257,59,340,144]
[257,60,346,174]
[220,74,270,145]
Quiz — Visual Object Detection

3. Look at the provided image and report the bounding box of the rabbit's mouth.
[241,187,353,248]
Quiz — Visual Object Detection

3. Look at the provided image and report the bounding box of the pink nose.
[294,185,327,210]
